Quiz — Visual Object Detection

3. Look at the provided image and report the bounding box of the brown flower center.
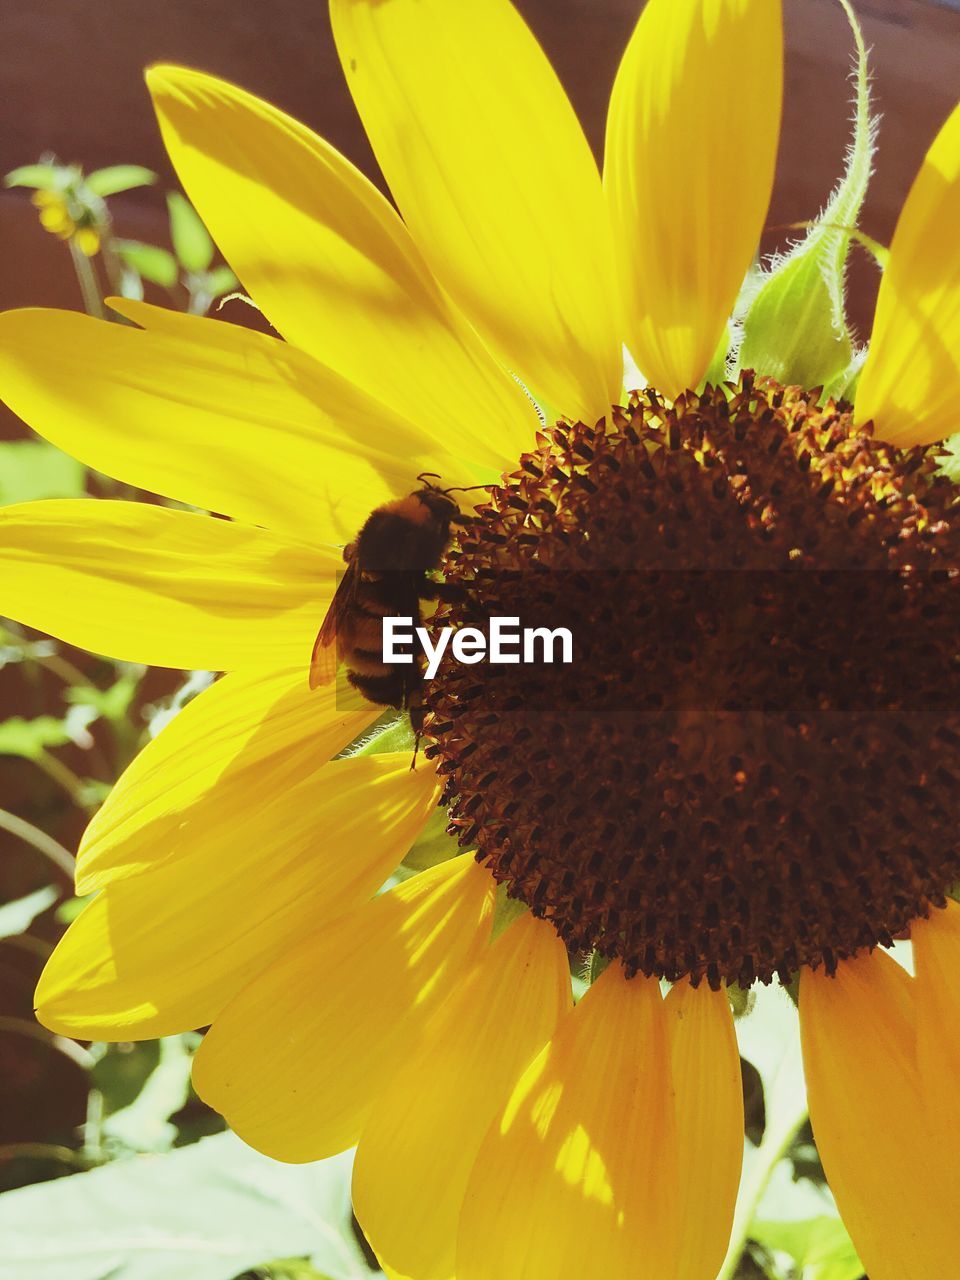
[422,374,960,987]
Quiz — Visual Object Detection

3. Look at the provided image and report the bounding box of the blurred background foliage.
[3,1,960,1277]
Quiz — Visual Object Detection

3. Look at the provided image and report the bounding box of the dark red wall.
[1,0,958,364]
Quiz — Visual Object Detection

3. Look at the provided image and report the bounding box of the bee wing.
[309,561,359,690]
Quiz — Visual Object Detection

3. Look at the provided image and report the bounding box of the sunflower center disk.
[422,374,960,987]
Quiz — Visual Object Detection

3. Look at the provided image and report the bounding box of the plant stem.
[83,1086,105,1165]
[0,933,53,961]
[0,1016,95,1069]
[0,806,74,879]
[98,229,126,300]
[187,284,212,316]
[33,749,94,811]
[716,1103,809,1280]
[34,650,92,688]
[68,240,104,319]
[0,1143,87,1168]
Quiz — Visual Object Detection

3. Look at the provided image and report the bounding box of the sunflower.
[1,0,959,1276]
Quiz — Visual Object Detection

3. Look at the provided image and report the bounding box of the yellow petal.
[0,499,334,670]
[145,67,536,466]
[329,0,622,422]
[800,950,957,1280]
[457,964,680,1280]
[0,306,489,546]
[910,900,960,1166]
[76,670,377,894]
[856,102,960,446]
[605,0,783,398]
[192,856,496,1162]
[353,912,571,1280]
[664,981,743,1280]
[35,753,439,1041]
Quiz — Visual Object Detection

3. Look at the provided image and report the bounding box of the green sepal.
[823,345,867,405]
[739,250,854,391]
[737,0,875,392]
[702,322,733,389]
[402,803,461,872]
[491,884,529,941]
[343,710,415,757]
[726,981,757,1019]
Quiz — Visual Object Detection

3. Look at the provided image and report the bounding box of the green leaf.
[55,894,93,925]
[100,1036,197,1154]
[115,240,178,289]
[0,885,58,939]
[167,192,215,273]
[0,441,86,505]
[0,716,72,760]
[206,265,239,298]
[4,163,61,190]
[0,1132,371,1280]
[65,672,142,725]
[753,1216,863,1280]
[85,165,157,198]
[737,0,875,393]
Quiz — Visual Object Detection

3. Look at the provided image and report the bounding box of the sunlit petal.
[36,754,439,1040]
[457,964,680,1280]
[605,0,783,397]
[330,0,622,421]
[910,901,960,1176]
[665,980,743,1279]
[192,857,496,1162]
[146,67,537,465]
[0,499,333,669]
[76,670,377,893]
[0,305,489,545]
[856,101,960,446]
[800,950,957,1280]
[354,912,571,1280]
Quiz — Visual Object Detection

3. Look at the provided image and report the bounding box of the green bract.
[737,0,875,400]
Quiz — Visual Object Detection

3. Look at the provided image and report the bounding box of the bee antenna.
[416,471,443,486]
[443,483,493,496]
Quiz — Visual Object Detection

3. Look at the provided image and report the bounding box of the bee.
[310,474,480,727]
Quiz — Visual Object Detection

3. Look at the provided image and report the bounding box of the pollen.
[422,373,960,987]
